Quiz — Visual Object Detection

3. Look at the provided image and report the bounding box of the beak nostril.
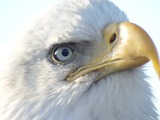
[110,33,116,43]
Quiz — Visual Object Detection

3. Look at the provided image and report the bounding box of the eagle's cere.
[0,0,159,120]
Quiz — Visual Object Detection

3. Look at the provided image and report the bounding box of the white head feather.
[0,0,158,120]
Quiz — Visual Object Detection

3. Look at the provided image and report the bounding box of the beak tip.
[155,65,160,80]
[158,68,160,80]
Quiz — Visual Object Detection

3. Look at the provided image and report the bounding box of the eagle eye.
[52,46,75,64]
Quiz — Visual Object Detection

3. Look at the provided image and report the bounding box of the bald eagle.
[0,0,159,120]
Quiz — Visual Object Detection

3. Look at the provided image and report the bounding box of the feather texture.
[0,0,158,119]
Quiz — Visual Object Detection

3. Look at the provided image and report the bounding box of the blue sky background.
[0,0,160,113]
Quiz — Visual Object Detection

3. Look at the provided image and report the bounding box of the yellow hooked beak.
[67,22,160,81]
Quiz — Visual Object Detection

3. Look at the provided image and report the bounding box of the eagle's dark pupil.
[62,49,69,56]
